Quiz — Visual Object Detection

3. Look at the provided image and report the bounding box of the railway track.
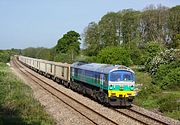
[12,58,180,125]
[113,108,169,125]
[13,58,120,125]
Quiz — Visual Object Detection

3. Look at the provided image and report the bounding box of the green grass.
[0,62,55,125]
[134,69,180,121]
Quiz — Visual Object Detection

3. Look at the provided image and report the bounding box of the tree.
[140,5,169,43]
[123,39,144,65]
[35,48,52,60]
[121,9,140,44]
[97,46,132,66]
[55,31,81,62]
[168,5,180,48]
[22,47,39,58]
[83,22,100,56]
[98,12,120,46]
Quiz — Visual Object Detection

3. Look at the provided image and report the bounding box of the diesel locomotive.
[18,56,136,106]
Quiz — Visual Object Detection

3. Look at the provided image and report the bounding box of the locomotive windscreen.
[110,70,135,82]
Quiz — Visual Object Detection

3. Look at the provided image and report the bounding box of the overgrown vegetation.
[0,63,55,125]
[133,67,180,120]
[96,46,132,66]
[0,49,21,63]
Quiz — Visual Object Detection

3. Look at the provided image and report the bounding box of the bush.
[152,60,180,90]
[0,51,10,63]
[123,40,145,65]
[97,46,133,66]
[146,48,180,75]
[161,67,180,90]
[134,84,161,108]
[54,52,75,63]
[158,94,180,112]
[144,42,163,71]
[83,56,97,63]
[35,48,52,60]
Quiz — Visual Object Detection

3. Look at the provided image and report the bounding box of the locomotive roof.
[71,62,134,74]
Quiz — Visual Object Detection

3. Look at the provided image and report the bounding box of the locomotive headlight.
[109,85,113,90]
[130,85,134,90]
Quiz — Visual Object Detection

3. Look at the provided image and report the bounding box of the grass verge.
[0,62,55,125]
[134,70,180,121]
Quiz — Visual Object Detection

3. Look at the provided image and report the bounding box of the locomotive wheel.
[92,90,98,100]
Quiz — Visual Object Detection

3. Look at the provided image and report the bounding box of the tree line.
[21,5,180,66]
[83,5,180,56]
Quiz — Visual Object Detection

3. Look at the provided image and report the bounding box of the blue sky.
[0,0,179,49]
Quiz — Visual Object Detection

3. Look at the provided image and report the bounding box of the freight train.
[18,56,136,106]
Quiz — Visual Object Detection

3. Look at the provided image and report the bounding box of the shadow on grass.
[0,106,40,125]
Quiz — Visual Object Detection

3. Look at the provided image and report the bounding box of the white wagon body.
[46,63,55,75]
[18,55,71,82]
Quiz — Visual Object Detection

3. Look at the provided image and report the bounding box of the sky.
[0,0,179,49]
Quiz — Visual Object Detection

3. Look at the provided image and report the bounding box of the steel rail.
[13,58,120,125]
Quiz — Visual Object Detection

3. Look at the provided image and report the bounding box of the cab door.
[100,74,104,90]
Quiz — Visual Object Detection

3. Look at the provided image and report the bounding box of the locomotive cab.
[108,68,135,106]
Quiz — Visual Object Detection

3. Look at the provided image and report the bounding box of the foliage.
[0,49,21,63]
[55,31,80,54]
[83,22,101,56]
[121,9,140,44]
[135,89,180,120]
[0,63,55,125]
[133,69,152,85]
[97,46,132,66]
[124,40,144,65]
[22,47,40,58]
[22,47,53,61]
[55,31,81,63]
[35,47,52,60]
[145,42,162,57]
[161,67,180,90]
[75,54,97,63]
[143,42,162,72]
[140,5,169,43]
[168,5,180,48]
[134,84,161,108]
[98,12,120,46]
[134,69,180,120]
[157,93,180,115]
[153,62,180,90]
[83,5,179,58]
[53,53,72,63]
[0,50,10,63]
[169,33,180,49]
[146,48,180,75]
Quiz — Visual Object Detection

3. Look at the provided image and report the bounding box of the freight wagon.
[19,56,70,86]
